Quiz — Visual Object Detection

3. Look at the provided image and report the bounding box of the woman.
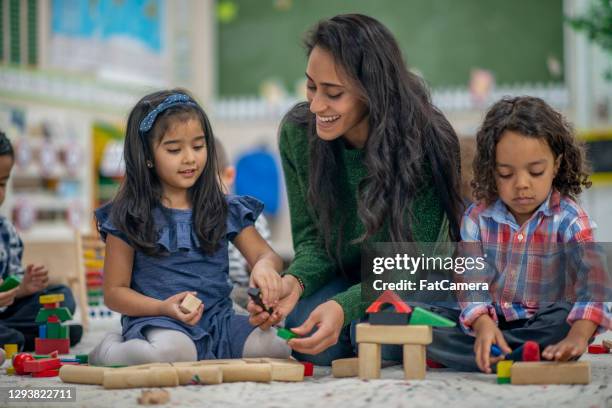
[249,14,463,365]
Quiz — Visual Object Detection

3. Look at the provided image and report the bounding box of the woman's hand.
[250,260,282,310]
[248,274,302,330]
[16,264,49,297]
[286,300,344,355]
[158,291,204,326]
[472,314,511,373]
[0,285,19,307]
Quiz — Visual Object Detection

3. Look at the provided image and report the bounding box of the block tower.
[35,294,72,354]
[83,243,113,318]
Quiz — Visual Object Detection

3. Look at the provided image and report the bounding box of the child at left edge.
[0,131,82,351]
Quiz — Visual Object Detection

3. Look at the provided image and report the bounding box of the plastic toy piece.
[35,307,72,323]
[39,294,65,304]
[179,293,202,314]
[247,287,273,314]
[409,307,456,327]
[35,338,69,354]
[365,290,411,314]
[138,389,170,405]
[505,341,540,362]
[39,325,47,339]
[76,354,88,364]
[3,343,18,359]
[369,310,410,326]
[496,360,513,384]
[32,369,60,377]
[23,357,61,373]
[490,344,503,357]
[47,315,60,323]
[511,361,591,385]
[332,357,359,378]
[276,327,299,341]
[300,361,314,377]
[588,344,609,354]
[12,353,34,375]
[0,275,21,292]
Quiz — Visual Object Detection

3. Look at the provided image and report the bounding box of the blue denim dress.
[95,195,261,359]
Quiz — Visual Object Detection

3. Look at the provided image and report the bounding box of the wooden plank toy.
[511,361,591,385]
[179,293,202,314]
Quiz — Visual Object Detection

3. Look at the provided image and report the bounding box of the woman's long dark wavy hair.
[472,96,592,204]
[109,88,227,256]
[283,14,463,258]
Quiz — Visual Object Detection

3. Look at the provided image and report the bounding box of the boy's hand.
[17,264,49,297]
[472,314,511,373]
[250,260,282,310]
[159,291,204,326]
[542,335,588,361]
[0,285,19,307]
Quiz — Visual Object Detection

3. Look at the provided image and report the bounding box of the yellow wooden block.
[356,323,432,345]
[496,360,513,378]
[403,344,426,380]
[39,294,65,304]
[358,343,381,379]
[511,361,591,385]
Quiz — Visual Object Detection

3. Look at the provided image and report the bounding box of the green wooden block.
[35,307,72,323]
[57,324,69,339]
[276,327,299,341]
[46,322,60,338]
[0,275,21,292]
[409,307,456,327]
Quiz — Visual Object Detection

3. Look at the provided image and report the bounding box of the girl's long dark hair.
[109,88,227,256]
[284,14,462,258]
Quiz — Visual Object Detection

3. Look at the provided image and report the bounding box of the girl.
[89,90,290,365]
[248,14,463,365]
[456,96,611,372]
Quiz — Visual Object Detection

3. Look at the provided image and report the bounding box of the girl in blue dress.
[89,89,290,365]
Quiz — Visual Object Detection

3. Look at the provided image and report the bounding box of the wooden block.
[103,367,179,389]
[39,294,65,304]
[358,343,381,379]
[403,344,426,380]
[35,338,69,354]
[175,366,222,385]
[356,323,432,345]
[409,307,456,327]
[219,363,272,383]
[60,365,109,385]
[332,357,359,378]
[603,340,612,350]
[46,322,61,339]
[511,361,591,385]
[369,311,410,326]
[179,294,202,314]
[138,389,170,405]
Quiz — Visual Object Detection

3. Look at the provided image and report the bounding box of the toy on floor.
[35,293,72,354]
[496,360,513,384]
[59,358,305,389]
[356,290,455,381]
[332,357,359,378]
[510,361,591,385]
[138,389,170,405]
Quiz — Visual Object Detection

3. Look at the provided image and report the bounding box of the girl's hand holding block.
[159,291,204,326]
[179,293,203,314]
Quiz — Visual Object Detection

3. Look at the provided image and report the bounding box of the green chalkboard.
[217,0,564,97]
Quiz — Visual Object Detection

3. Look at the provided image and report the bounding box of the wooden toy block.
[588,344,609,354]
[175,366,223,385]
[369,311,410,325]
[356,323,432,345]
[359,343,382,379]
[32,369,60,377]
[0,275,21,292]
[47,322,61,339]
[511,361,591,385]
[276,327,299,341]
[43,302,61,310]
[23,357,61,373]
[47,315,60,323]
[39,294,65,304]
[179,293,202,314]
[38,325,46,339]
[496,360,513,384]
[59,325,69,339]
[35,307,72,323]
[4,343,18,359]
[138,389,170,405]
[35,338,69,354]
[103,367,180,389]
[300,361,314,377]
[366,290,412,314]
[60,365,109,384]
[219,363,273,383]
[247,287,273,314]
[332,357,359,378]
[253,358,305,382]
[409,307,455,327]
[403,344,426,380]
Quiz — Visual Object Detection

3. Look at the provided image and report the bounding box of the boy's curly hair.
[471,96,591,204]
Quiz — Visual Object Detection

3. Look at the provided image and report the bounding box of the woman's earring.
[146,160,153,168]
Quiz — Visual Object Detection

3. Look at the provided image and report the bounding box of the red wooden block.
[43,303,60,310]
[23,358,61,373]
[300,361,314,377]
[12,353,34,375]
[35,338,69,354]
[32,369,60,377]
[588,344,609,354]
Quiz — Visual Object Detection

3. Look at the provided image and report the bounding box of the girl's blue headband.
[138,93,198,138]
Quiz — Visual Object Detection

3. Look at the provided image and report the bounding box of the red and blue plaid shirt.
[459,190,611,335]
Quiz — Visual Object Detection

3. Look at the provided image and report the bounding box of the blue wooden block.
[38,325,47,339]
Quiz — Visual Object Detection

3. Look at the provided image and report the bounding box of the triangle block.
[409,307,456,327]
[366,290,412,314]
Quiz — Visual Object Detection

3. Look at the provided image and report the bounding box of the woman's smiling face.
[305,46,369,148]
